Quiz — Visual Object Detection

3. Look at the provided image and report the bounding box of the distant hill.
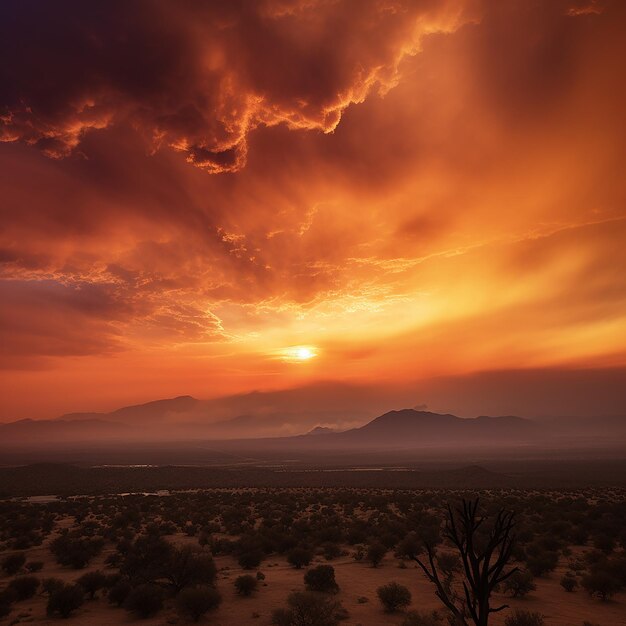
[58,395,198,424]
[330,409,538,446]
[0,418,129,443]
[0,396,199,445]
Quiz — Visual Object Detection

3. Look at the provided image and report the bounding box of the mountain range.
[1,393,625,453]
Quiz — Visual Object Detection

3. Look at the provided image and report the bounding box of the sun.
[295,346,315,360]
[278,345,318,362]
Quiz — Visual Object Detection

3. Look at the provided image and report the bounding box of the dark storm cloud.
[0,0,475,172]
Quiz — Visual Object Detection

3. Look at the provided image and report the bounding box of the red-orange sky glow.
[1,0,625,420]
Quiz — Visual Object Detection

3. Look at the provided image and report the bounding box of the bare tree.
[413,498,518,626]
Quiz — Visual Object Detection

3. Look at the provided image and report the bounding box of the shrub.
[76,570,107,599]
[25,561,44,573]
[271,591,339,626]
[287,547,313,569]
[120,534,172,583]
[256,571,266,581]
[504,610,545,626]
[593,534,616,554]
[235,574,258,596]
[396,533,422,560]
[367,542,387,568]
[124,583,165,618]
[1,552,26,575]
[503,570,536,598]
[526,552,559,577]
[238,549,263,570]
[377,582,412,612]
[108,579,132,606]
[0,590,13,619]
[581,571,622,601]
[50,535,104,569]
[47,583,85,618]
[7,575,39,601]
[322,543,341,561]
[402,610,442,626]
[166,546,217,592]
[42,577,64,595]
[304,565,339,593]
[560,574,578,592]
[176,586,222,622]
[352,546,365,562]
[436,553,460,575]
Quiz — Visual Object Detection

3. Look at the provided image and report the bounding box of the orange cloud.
[0,0,477,172]
[0,0,625,419]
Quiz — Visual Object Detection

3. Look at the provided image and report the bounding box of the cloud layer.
[1,0,625,418]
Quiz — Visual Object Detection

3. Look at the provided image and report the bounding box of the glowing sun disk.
[279,345,318,362]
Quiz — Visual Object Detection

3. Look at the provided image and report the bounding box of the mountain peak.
[306,426,336,436]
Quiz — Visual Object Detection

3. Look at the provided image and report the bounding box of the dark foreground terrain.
[1,457,626,498]
[1,466,625,625]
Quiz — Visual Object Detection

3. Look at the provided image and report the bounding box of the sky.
[1,0,625,420]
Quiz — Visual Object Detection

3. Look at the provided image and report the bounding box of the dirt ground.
[3,533,626,626]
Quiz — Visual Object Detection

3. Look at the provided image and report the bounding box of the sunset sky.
[1,0,625,420]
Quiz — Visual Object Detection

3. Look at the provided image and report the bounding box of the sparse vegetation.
[272,590,340,626]
[377,582,412,612]
[504,610,545,626]
[503,570,536,597]
[0,486,623,625]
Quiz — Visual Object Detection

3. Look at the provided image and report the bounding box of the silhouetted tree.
[413,499,517,626]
